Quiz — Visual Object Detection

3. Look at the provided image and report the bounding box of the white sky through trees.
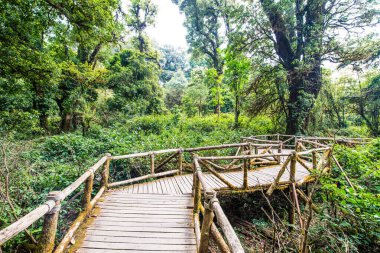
[146,0,188,49]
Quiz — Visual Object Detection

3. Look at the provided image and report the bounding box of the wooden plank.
[98,209,192,215]
[85,230,196,239]
[78,249,195,253]
[81,241,197,251]
[162,178,173,194]
[176,176,190,194]
[97,213,193,219]
[168,177,181,195]
[103,197,192,203]
[166,177,177,195]
[223,173,241,186]
[86,226,194,233]
[173,176,187,195]
[181,175,193,192]
[204,175,219,189]
[106,194,191,200]
[95,217,192,223]
[84,235,196,245]
[92,221,194,228]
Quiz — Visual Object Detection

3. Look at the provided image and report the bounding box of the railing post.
[83,171,94,213]
[243,157,248,190]
[150,153,155,175]
[312,151,317,170]
[290,152,297,183]
[178,149,183,175]
[101,153,111,189]
[39,191,63,253]
[199,192,216,253]
[194,171,201,214]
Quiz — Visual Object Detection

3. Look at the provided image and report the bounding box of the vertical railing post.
[178,149,183,175]
[194,173,201,214]
[39,191,63,253]
[243,152,248,189]
[102,153,111,189]
[199,192,216,253]
[150,153,155,175]
[83,172,94,213]
[312,151,317,170]
[243,159,248,189]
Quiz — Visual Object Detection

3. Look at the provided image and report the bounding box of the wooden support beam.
[199,192,216,253]
[332,155,356,191]
[82,172,94,213]
[39,191,63,253]
[178,149,183,175]
[150,153,155,174]
[154,152,178,172]
[266,155,292,195]
[199,160,236,189]
[312,151,317,170]
[243,159,248,190]
[101,153,111,188]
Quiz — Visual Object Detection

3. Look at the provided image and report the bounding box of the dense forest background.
[0,0,379,252]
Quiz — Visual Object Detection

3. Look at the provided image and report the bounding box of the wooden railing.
[193,156,245,253]
[0,154,111,253]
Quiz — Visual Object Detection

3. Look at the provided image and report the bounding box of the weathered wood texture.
[75,193,196,252]
[72,160,312,252]
[116,162,311,195]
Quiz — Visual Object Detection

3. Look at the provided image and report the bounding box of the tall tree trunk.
[32,82,49,131]
[285,63,322,135]
[234,93,240,128]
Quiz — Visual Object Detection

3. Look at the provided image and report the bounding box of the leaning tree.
[233,0,378,134]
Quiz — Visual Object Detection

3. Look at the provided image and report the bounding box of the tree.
[182,67,209,116]
[163,70,188,110]
[107,49,165,115]
[230,0,377,134]
[224,51,251,127]
[159,45,189,83]
[0,0,124,132]
[349,73,380,136]
[173,0,232,115]
[127,0,157,53]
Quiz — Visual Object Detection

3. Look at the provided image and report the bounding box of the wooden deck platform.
[73,163,311,252]
[77,194,196,252]
[113,162,310,195]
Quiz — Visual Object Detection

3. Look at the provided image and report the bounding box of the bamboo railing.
[0,135,367,252]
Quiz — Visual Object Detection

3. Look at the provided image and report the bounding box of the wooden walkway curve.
[74,161,311,252]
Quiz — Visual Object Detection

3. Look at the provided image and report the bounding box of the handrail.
[193,156,245,253]
[0,153,111,251]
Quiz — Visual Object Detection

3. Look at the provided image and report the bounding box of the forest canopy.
[0,0,378,138]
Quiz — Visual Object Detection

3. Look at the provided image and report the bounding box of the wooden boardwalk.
[74,162,311,252]
[77,194,196,252]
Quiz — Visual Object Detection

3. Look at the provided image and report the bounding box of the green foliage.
[107,49,165,115]
[313,140,380,252]
[0,113,275,250]
[163,70,188,110]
